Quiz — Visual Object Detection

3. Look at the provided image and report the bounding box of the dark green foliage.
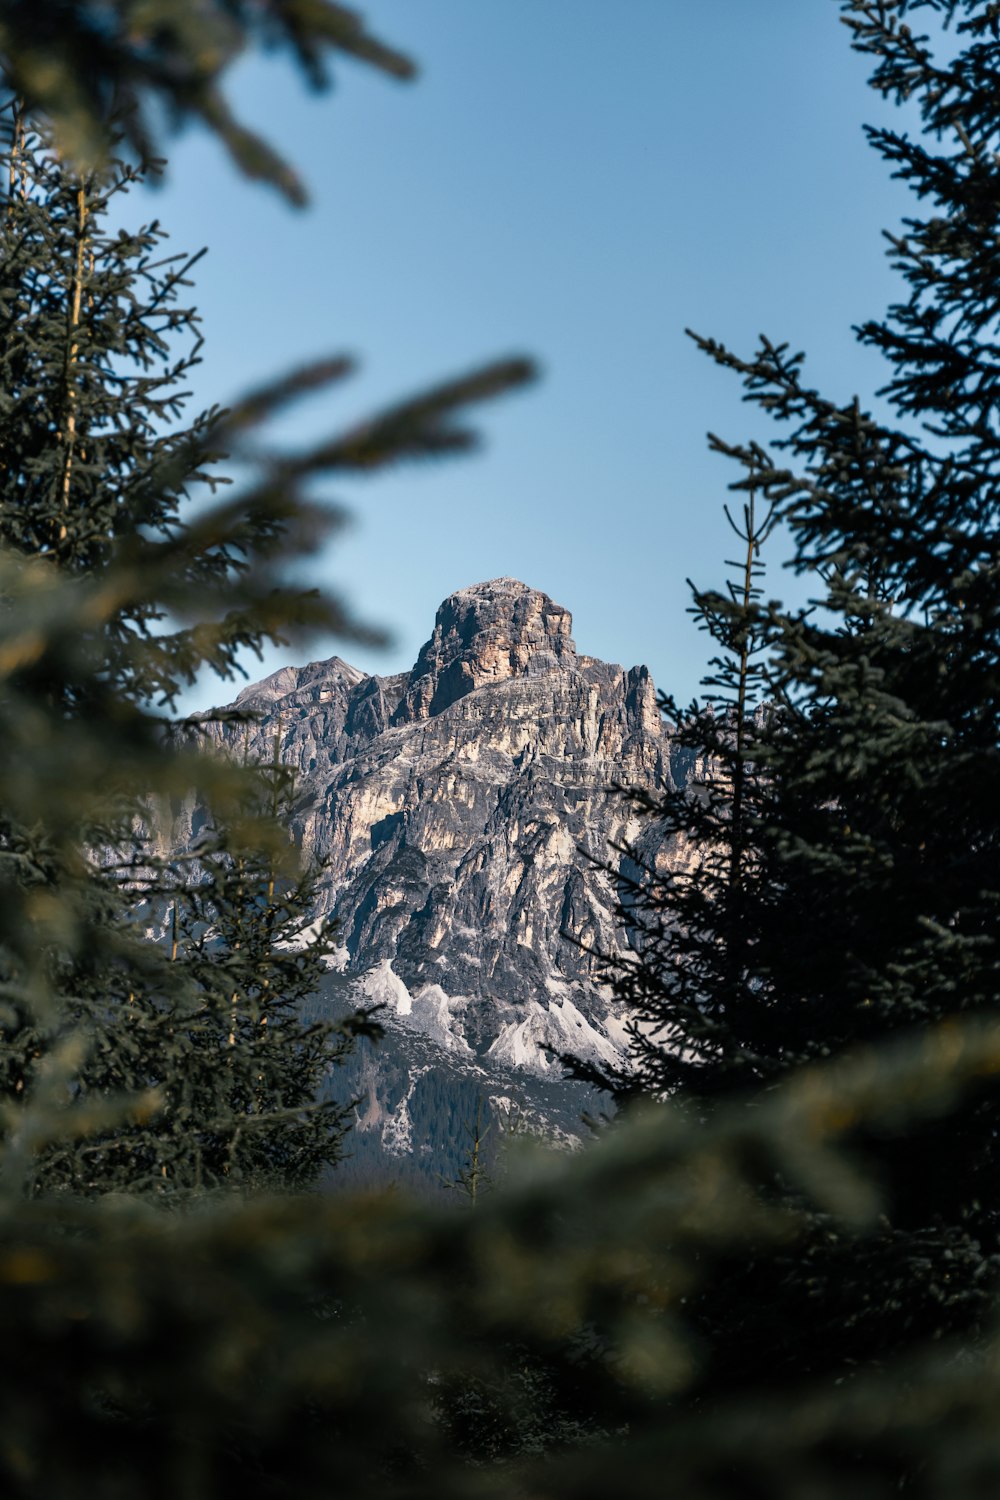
[159,733,384,1195]
[19,756,384,1202]
[565,477,778,1104]
[564,0,1000,1416]
[0,0,416,202]
[440,1096,493,1204]
[0,109,353,1197]
[0,95,535,1202]
[0,1022,998,1499]
[0,99,393,715]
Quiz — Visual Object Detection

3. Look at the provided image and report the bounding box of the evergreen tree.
[159,724,383,1196]
[568,0,1000,1395]
[565,468,778,1104]
[0,105,354,1197]
[441,1096,493,1204]
[0,0,417,203]
[25,725,383,1201]
[0,105,210,702]
[0,99,534,1200]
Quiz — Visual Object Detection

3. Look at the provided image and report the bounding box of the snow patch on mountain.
[487,991,628,1076]
[358,960,626,1076]
[599,1010,635,1058]
[275,914,336,957]
[358,961,473,1057]
[359,958,413,1016]
[381,1065,430,1156]
[408,983,473,1057]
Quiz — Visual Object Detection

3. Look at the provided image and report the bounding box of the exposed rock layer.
[194,579,675,1075]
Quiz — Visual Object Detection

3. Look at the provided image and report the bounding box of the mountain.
[186,579,678,1183]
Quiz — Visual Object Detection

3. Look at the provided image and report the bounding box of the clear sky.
[142,0,925,709]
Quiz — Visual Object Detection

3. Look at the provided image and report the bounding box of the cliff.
[183,579,677,1170]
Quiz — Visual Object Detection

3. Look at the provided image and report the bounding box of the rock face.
[195,579,675,1095]
[395,578,577,721]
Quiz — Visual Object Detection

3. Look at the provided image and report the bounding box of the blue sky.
[145,1,925,708]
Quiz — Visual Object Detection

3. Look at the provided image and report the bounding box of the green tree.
[0,99,533,1199]
[0,100,373,713]
[570,0,1000,1402]
[159,724,383,1195]
[564,469,778,1105]
[19,727,384,1202]
[441,1096,493,1205]
[0,0,417,202]
[0,104,352,1197]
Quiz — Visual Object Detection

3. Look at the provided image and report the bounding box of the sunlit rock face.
[395,576,577,721]
[194,580,676,1078]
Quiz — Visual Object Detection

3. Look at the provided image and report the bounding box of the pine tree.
[441,1096,493,1204]
[159,723,383,1196]
[0,99,535,1200]
[0,106,349,1197]
[570,0,1000,1394]
[22,724,382,1201]
[564,467,778,1104]
[0,1,417,203]
[0,100,392,712]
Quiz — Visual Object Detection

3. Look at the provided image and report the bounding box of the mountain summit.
[190,581,677,1165]
[395,578,577,722]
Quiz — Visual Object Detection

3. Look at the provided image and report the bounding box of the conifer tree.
[0,0,417,203]
[441,1096,493,1204]
[157,723,383,1196]
[0,98,534,1200]
[565,468,778,1104]
[0,104,351,1196]
[24,725,382,1201]
[570,0,1000,1393]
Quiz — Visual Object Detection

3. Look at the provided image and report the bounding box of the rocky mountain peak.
[185,577,681,1151]
[394,578,576,723]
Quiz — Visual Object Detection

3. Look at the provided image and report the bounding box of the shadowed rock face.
[196,580,676,1077]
